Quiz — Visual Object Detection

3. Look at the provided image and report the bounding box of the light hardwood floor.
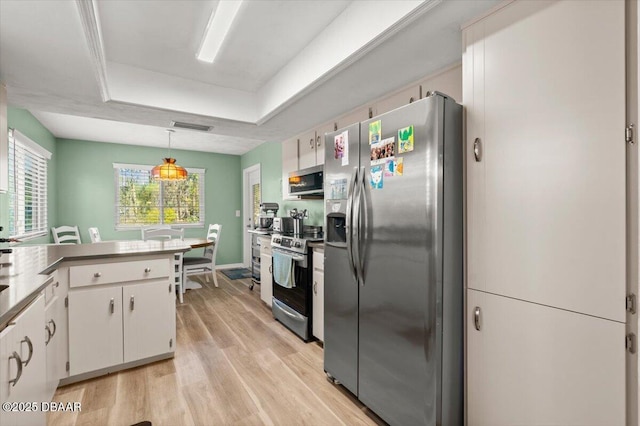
[48,272,384,426]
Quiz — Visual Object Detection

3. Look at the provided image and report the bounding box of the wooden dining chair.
[141,226,186,303]
[88,227,101,243]
[51,225,82,244]
[183,224,222,288]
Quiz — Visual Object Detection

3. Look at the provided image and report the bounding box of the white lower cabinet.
[259,237,273,307]
[67,256,174,378]
[123,280,175,363]
[312,249,324,342]
[467,289,625,426]
[260,253,272,307]
[0,295,46,426]
[68,286,123,376]
[69,279,174,376]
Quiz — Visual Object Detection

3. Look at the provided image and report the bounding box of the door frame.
[242,164,261,267]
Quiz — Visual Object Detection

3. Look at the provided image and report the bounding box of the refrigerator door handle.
[345,166,359,282]
[357,166,368,285]
[352,167,363,285]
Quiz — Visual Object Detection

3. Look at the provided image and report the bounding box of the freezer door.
[323,123,360,395]
[357,96,462,425]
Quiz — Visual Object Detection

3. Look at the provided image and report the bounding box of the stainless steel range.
[270,234,321,341]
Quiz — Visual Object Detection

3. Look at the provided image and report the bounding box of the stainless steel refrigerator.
[323,93,462,426]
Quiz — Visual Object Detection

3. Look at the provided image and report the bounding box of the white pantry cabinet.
[463,1,626,424]
[467,290,625,426]
[312,249,324,342]
[66,256,174,378]
[464,0,625,321]
[259,236,273,307]
[0,295,46,426]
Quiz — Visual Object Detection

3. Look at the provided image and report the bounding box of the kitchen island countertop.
[0,240,191,330]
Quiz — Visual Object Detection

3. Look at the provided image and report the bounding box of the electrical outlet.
[235,210,241,217]
[303,211,309,218]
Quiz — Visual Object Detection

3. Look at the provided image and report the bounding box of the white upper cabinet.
[374,85,421,116]
[464,0,626,322]
[297,129,318,170]
[281,137,298,200]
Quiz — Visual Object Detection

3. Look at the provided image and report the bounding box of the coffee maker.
[257,202,279,230]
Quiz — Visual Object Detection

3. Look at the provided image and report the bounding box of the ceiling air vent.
[170,121,212,132]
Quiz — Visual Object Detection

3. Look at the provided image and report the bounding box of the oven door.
[272,248,310,316]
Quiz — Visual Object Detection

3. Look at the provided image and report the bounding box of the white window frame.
[113,163,206,230]
[8,129,51,240]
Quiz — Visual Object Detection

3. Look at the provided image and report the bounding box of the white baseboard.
[216,263,246,270]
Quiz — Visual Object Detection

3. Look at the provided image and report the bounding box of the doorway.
[243,164,261,267]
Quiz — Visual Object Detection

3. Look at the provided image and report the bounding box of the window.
[113,163,205,229]
[8,129,51,239]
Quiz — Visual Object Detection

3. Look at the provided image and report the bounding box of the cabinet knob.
[94,272,102,278]
[8,352,22,387]
[310,138,315,149]
[316,136,321,147]
[144,267,151,273]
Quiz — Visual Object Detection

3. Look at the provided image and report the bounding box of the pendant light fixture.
[152,129,188,181]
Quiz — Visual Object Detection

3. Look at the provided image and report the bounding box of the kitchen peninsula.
[0,240,190,425]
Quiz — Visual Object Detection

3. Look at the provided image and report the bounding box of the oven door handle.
[272,248,305,262]
[273,299,300,319]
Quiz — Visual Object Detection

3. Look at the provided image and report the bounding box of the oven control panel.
[271,235,307,254]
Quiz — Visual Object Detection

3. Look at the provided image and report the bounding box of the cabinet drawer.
[69,258,169,288]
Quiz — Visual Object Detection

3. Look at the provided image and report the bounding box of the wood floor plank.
[148,373,195,426]
[108,365,150,426]
[51,271,387,426]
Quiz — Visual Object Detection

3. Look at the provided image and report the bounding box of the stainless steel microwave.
[288,165,323,196]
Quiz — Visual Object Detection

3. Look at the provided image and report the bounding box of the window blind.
[8,129,51,239]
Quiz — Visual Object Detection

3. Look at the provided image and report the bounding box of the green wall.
[240,142,324,227]
[55,139,243,265]
[5,108,57,244]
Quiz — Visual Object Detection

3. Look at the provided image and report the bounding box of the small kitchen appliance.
[257,202,279,230]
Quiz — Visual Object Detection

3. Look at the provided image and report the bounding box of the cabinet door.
[68,287,123,375]
[312,266,324,342]
[335,106,371,130]
[123,280,175,363]
[465,0,625,322]
[260,253,272,307]
[0,295,46,425]
[374,85,421,116]
[281,137,298,200]
[44,296,61,400]
[467,289,625,426]
[297,130,317,170]
[314,122,334,166]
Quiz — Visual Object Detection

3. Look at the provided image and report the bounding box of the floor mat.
[221,268,252,280]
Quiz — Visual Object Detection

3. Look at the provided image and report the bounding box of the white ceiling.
[0,0,500,155]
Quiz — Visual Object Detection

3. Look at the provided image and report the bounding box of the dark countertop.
[0,240,191,330]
